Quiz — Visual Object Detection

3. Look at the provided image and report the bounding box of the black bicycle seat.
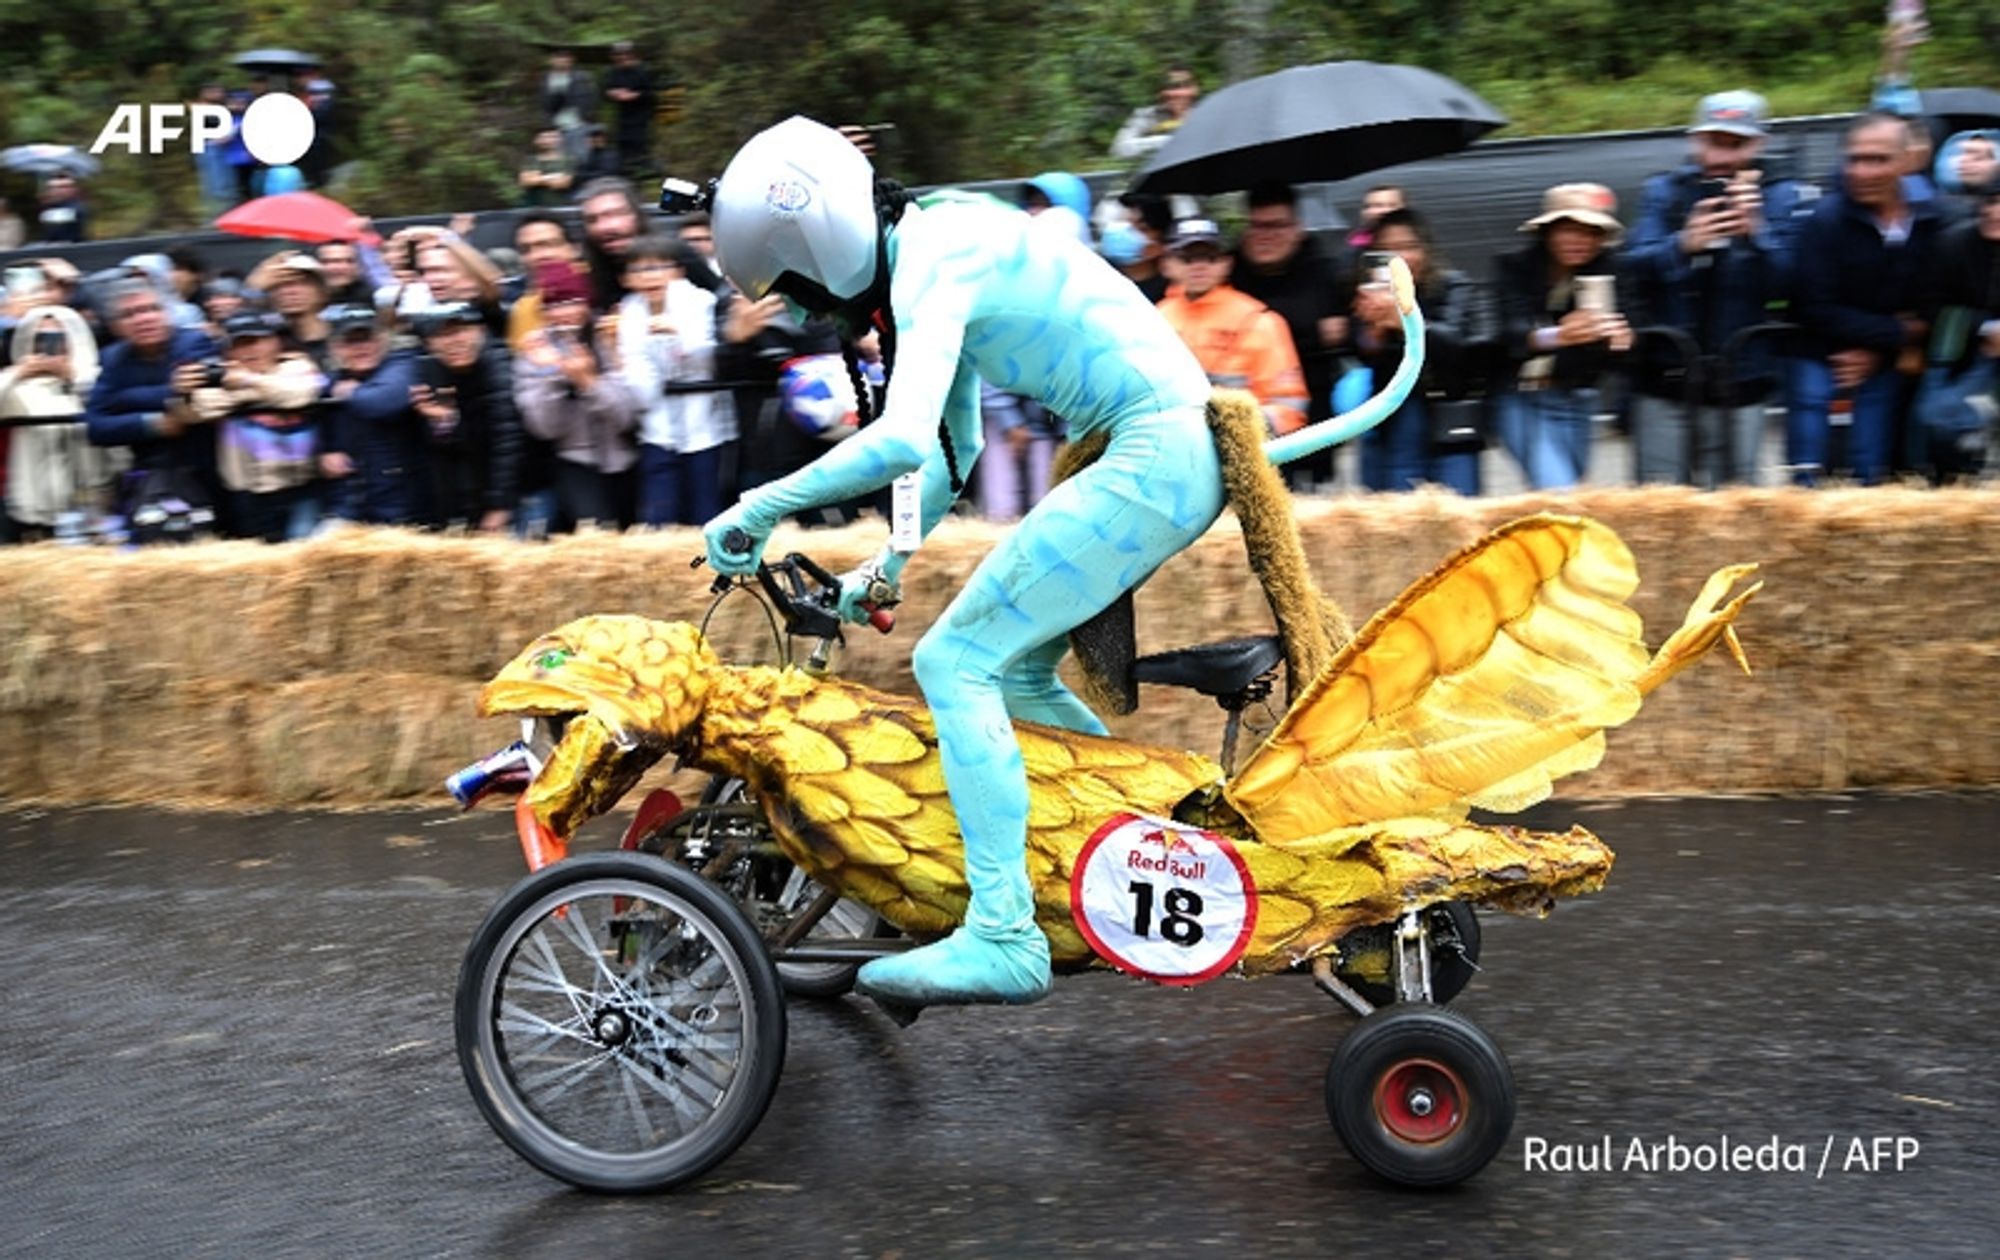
[1131,635,1283,699]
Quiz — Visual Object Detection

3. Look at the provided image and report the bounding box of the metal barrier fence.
[23,315,1988,529]
[1,374,761,429]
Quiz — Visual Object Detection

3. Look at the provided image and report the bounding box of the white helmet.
[712,116,881,311]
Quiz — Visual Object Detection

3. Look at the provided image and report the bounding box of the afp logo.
[90,94,315,165]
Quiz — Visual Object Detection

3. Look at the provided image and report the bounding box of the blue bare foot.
[855,926,1053,1009]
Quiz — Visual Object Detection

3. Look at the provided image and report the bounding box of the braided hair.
[844,177,965,495]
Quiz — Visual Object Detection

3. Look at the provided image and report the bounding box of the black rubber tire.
[1348,901,1482,1008]
[455,851,787,1193]
[1325,1004,1516,1188]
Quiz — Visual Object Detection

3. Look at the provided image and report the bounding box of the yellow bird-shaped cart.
[452,514,1758,1194]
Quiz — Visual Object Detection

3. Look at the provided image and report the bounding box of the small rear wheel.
[1325,1004,1515,1188]
[455,851,786,1192]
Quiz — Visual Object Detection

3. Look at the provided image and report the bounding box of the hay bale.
[3,486,1997,809]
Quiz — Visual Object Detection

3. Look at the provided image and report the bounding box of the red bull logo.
[1128,826,1207,881]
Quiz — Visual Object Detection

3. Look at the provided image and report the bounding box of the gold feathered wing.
[1226,514,1760,846]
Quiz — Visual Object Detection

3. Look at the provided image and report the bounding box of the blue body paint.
[703,199,1422,1006]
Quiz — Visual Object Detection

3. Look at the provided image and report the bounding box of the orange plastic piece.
[515,795,569,872]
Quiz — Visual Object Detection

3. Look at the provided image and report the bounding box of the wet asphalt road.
[1,794,1996,1260]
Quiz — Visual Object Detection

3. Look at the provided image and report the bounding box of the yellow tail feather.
[1226,515,1759,845]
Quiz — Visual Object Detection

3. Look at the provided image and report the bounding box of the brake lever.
[757,557,842,641]
[786,552,896,635]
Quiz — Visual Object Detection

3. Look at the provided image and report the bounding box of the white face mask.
[1099,220,1147,267]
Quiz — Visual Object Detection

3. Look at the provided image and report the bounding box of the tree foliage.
[2,0,1993,235]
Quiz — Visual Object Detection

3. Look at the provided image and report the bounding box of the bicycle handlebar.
[705,544,895,638]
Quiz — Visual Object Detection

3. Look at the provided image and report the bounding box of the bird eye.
[535,649,571,672]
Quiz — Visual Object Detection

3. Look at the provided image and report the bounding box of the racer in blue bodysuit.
[701,117,1420,1010]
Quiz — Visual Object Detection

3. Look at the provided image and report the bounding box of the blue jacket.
[85,326,222,477]
[1624,165,1804,402]
[1792,187,1944,361]
[325,351,429,525]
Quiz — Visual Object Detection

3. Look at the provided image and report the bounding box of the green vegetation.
[1,0,1993,236]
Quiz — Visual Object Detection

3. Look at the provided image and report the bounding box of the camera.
[202,359,228,388]
[658,175,714,215]
[33,328,64,358]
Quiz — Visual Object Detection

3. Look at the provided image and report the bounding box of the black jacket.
[1496,243,1622,392]
[423,340,522,522]
[1792,188,1943,361]
[1929,220,2000,375]
[1355,269,1490,398]
[603,65,657,140]
[720,304,842,483]
[1232,234,1346,421]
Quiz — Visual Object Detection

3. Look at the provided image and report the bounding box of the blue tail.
[1264,261,1426,468]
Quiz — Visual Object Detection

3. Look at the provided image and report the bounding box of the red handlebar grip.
[867,607,896,634]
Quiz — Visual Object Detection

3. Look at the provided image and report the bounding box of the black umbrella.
[1919,87,2000,135]
[231,48,321,72]
[1130,60,1507,196]
[0,144,100,179]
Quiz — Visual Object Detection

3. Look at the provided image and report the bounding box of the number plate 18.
[1070,813,1258,986]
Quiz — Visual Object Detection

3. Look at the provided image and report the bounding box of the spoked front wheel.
[455,851,787,1193]
[1325,1004,1516,1188]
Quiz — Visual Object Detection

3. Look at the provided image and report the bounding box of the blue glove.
[702,505,768,576]
[836,552,904,625]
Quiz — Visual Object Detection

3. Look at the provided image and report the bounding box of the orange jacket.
[1156,283,1308,434]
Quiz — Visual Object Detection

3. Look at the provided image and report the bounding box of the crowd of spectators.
[0,171,880,543]
[2,42,660,252]
[4,47,1999,545]
[517,44,658,209]
[1096,64,1999,500]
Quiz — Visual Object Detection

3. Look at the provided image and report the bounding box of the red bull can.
[446,740,535,809]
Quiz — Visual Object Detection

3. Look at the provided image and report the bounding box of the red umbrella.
[214,191,363,243]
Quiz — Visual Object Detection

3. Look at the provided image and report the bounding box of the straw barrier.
[3,486,1996,810]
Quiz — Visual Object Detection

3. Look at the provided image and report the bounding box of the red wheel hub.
[1373,1057,1467,1144]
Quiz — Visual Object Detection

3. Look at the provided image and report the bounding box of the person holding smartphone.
[2,303,107,539]
[414,301,522,533]
[1350,210,1488,495]
[1625,90,1807,487]
[512,261,637,530]
[1495,183,1633,490]
[615,235,734,526]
